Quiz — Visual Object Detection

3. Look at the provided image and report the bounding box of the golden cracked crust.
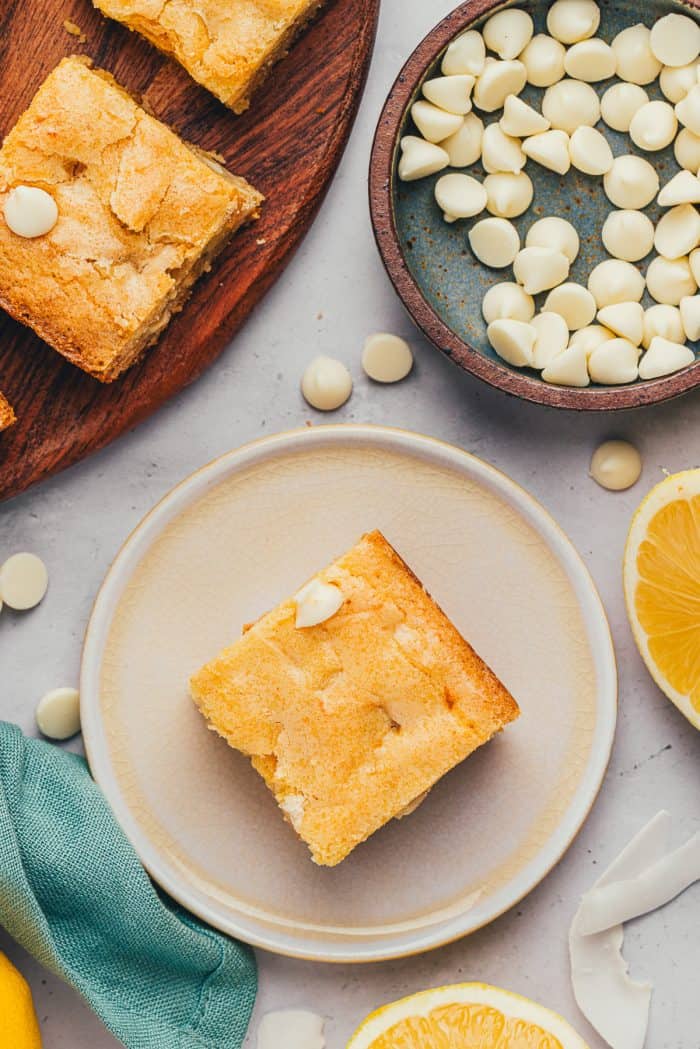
[0,393,15,431]
[190,530,520,866]
[0,57,263,382]
[93,0,326,113]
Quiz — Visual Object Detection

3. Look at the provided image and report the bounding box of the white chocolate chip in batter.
[0,553,48,610]
[469,218,520,268]
[590,440,642,490]
[295,579,344,628]
[301,356,352,411]
[362,334,413,383]
[513,246,570,295]
[36,687,81,741]
[398,137,449,181]
[600,82,649,131]
[638,337,696,379]
[3,186,58,238]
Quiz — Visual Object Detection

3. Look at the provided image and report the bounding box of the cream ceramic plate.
[81,425,617,962]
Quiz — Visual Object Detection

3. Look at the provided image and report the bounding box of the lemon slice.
[624,469,700,730]
[0,951,42,1048]
[346,983,589,1049]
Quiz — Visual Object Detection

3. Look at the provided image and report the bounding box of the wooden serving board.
[0,0,379,502]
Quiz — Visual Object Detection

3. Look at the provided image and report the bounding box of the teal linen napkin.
[0,721,257,1049]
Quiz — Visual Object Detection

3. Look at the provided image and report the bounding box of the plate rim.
[80,424,618,962]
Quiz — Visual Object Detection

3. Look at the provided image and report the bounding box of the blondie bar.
[0,393,15,431]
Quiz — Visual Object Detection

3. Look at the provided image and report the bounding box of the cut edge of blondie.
[0,393,16,431]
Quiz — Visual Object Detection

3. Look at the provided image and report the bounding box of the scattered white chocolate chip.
[362,333,413,383]
[522,129,571,174]
[0,553,48,611]
[542,78,600,133]
[294,579,344,628]
[520,33,567,87]
[411,100,463,143]
[442,29,486,77]
[649,13,700,68]
[542,342,590,386]
[487,319,536,366]
[531,311,569,368]
[564,38,617,81]
[660,62,698,104]
[597,302,644,346]
[483,8,534,60]
[544,283,597,330]
[658,170,700,206]
[588,259,645,308]
[675,83,700,134]
[526,216,579,263]
[654,203,700,260]
[398,136,449,181]
[639,336,695,379]
[257,1010,325,1049]
[484,172,533,218]
[600,82,649,132]
[547,0,600,44]
[482,282,535,323]
[36,687,81,741]
[472,60,527,113]
[680,294,700,340]
[674,127,700,171]
[301,356,352,411]
[513,246,570,294]
[569,126,613,175]
[469,217,520,268]
[612,24,663,85]
[604,155,659,210]
[481,124,526,175]
[602,210,655,262]
[570,324,616,357]
[642,304,686,349]
[422,75,474,115]
[3,186,58,239]
[499,94,550,137]
[590,440,642,491]
[588,338,640,384]
[646,255,697,305]
[435,172,487,222]
[629,100,678,151]
[441,113,484,167]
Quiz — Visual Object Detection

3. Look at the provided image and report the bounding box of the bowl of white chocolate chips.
[369,0,700,409]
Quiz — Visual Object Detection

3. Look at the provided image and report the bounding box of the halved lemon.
[0,951,42,1048]
[346,983,589,1049]
[624,469,700,730]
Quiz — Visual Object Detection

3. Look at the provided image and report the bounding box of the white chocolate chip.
[482,282,535,323]
[629,100,678,151]
[469,217,520,268]
[660,63,699,104]
[279,795,306,831]
[0,553,48,610]
[362,334,413,383]
[654,203,700,260]
[638,336,696,379]
[473,60,527,112]
[643,304,686,348]
[499,94,550,137]
[411,100,463,143]
[680,294,700,339]
[612,24,663,85]
[569,126,613,175]
[674,127,700,171]
[294,579,344,628]
[542,342,590,386]
[542,78,600,133]
[526,216,579,263]
[3,186,58,239]
[588,259,645,308]
[441,113,484,166]
[487,319,536,366]
[398,136,449,181]
[675,84,700,134]
[600,82,649,131]
[597,302,645,346]
[301,356,352,411]
[570,324,616,357]
[590,440,642,491]
[520,34,566,87]
[442,30,486,77]
[588,338,640,384]
[483,9,534,60]
[435,172,487,222]
[603,155,659,210]
[513,246,570,294]
[602,210,655,262]
[690,246,700,286]
[658,170,700,206]
[481,124,526,174]
[484,172,533,217]
[547,0,600,44]
[649,13,700,68]
[646,255,697,305]
[522,129,571,174]
[531,311,570,368]
[36,687,81,741]
[422,75,475,115]
[564,39,617,82]
[544,283,597,330]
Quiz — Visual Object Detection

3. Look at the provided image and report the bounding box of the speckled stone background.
[1,1,699,1047]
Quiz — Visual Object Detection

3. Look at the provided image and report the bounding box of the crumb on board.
[256,237,267,245]
[63,19,87,43]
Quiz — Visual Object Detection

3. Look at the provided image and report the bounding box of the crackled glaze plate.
[81,426,617,961]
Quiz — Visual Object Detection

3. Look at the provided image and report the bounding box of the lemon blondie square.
[93,0,326,113]
[191,530,519,866]
[0,57,263,382]
[0,393,15,431]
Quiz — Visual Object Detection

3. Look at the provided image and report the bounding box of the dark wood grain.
[0,0,379,500]
[369,0,700,411]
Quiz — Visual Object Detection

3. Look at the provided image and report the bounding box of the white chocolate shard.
[469,217,520,268]
[639,337,696,379]
[441,113,484,167]
[676,83,700,135]
[484,172,533,218]
[482,282,535,324]
[544,283,597,330]
[483,8,534,60]
[398,136,449,181]
[602,210,655,263]
[658,170,700,206]
[442,30,486,77]
[547,0,600,44]
[542,78,600,133]
[473,60,527,112]
[597,302,645,346]
[680,294,700,340]
[564,38,617,81]
[411,100,463,143]
[435,173,487,222]
[481,124,526,174]
[530,311,569,369]
[513,246,570,294]
[612,24,663,85]
[520,33,566,87]
[588,339,639,384]
[588,259,645,308]
[629,100,677,151]
[422,75,475,115]
[542,342,590,386]
[526,216,579,263]
[604,155,659,210]
[654,203,700,260]
[522,129,571,175]
[569,126,613,175]
[486,318,536,366]
[650,13,700,68]
[499,94,550,137]
[601,82,649,131]
[647,255,697,305]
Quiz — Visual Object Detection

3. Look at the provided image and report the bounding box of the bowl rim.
[368,0,700,412]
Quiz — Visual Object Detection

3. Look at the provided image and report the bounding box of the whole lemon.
[0,951,42,1048]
